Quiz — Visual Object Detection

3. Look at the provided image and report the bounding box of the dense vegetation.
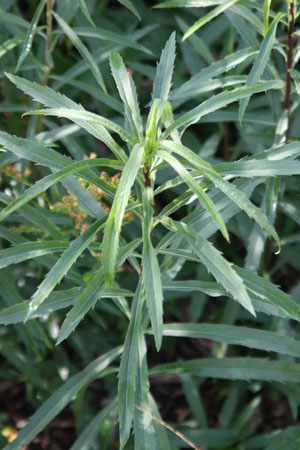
[1,0,300,448]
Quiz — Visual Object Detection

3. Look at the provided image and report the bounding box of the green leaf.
[70,398,117,450]
[79,0,95,27]
[142,188,164,351]
[110,51,143,142]
[170,46,257,101]
[117,0,141,20]
[239,13,283,123]
[0,241,68,269]
[158,216,255,315]
[182,0,239,41]
[70,27,152,55]
[15,0,46,72]
[263,0,272,36]
[0,35,25,60]
[6,72,127,161]
[0,286,134,326]
[0,158,122,222]
[4,347,122,450]
[102,144,143,286]
[161,323,300,358]
[150,357,300,384]
[134,330,164,449]
[152,32,176,101]
[154,0,226,7]
[0,130,115,217]
[53,12,106,92]
[214,160,300,178]
[57,270,105,345]
[118,282,144,449]
[157,149,229,241]
[161,141,281,251]
[25,217,106,321]
[235,266,300,322]
[25,108,136,144]
[162,80,284,137]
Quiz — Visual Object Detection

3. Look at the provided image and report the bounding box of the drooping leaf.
[158,216,255,315]
[25,217,106,321]
[24,108,136,144]
[161,141,281,251]
[158,149,229,241]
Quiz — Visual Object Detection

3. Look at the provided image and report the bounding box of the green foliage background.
[1,0,300,448]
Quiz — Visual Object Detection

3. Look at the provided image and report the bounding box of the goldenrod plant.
[1,0,300,448]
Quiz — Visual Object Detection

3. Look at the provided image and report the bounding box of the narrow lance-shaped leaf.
[161,323,300,358]
[171,46,258,101]
[0,35,26,60]
[142,188,164,351]
[57,236,141,343]
[161,140,281,251]
[110,51,144,142]
[52,12,106,92]
[6,72,127,162]
[239,13,283,123]
[15,0,46,72]
[79,0,96,27]
[102,144,143,286]
[158,216,255,315]
[149,357,300,384]
[4,347,122,450]
[263,0,272,36]
[154,1,227,8]
[161,79,284,138]
[70,399,118,450]
[117,0,141,20]
[25,217,106,321]
[152,32,176,101]
[0,241,68,269]
[158,149,229,241]
[182,0,239,41]
[24,108,136,144]
[118,282,144,449]
[57,270,105,345]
